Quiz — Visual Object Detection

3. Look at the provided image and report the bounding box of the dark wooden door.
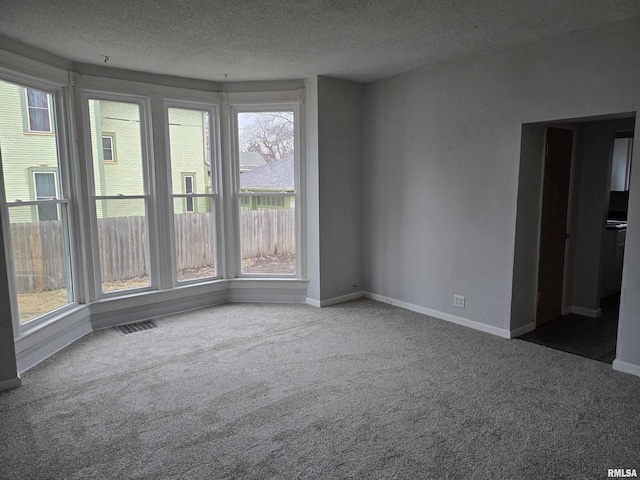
[536,127,573,325]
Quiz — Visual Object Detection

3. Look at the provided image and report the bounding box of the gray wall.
[619,117,640,366]
[510,124,545,330]
[317,76,363,301]
[363,13,640,353]
[305,77,321,301]
[306,76,364,303]
[0,213,19,387]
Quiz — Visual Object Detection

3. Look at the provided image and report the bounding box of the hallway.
[518,295,619,364]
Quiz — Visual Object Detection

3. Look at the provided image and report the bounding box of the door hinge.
[537,292,540,303]
[545,144,549,155]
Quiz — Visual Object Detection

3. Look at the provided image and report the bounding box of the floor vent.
[114,320,158,335]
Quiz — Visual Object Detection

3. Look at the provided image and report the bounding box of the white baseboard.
[0,376,22,392]
[363,292,511,339]
[613,359,640,378]
[306,297,321,307]
[229,289,307,303]
[510,322,535,338]
[17,318,93,374]
[307,291,364,308]
[570,306,602,318]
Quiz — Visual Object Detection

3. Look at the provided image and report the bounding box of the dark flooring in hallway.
[518,295,619,364]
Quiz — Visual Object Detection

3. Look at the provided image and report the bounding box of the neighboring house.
[0,80,59,223]
[91,101,211,217]
[239,155,295,210]
[0,80,210,222]
[239,151,267,172]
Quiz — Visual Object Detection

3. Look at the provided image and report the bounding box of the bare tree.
[239,112,294,163]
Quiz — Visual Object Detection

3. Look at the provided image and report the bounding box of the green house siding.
[0,80,59,223]
[240,191,295,211]
[1,85,212,223]
[168,108,211,213]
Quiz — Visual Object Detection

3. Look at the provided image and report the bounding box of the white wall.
[363,16,640,361]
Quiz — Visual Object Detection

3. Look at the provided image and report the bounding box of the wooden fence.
[10,209,295,294]
[241,208,295,259]
[11,220,67,294]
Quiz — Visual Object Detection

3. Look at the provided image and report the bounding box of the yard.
[17,253,296,323]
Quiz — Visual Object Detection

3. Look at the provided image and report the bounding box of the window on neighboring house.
[256,196,285,207]
[33,171,59,221]
[184,175,194,212]
[26,88,52,133]
[102,135,115,162]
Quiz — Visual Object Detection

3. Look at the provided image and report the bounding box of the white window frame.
[32,170,59,221]
[183,175,195,212]
[164,100,223,285]
[80,91,157,299]
[0,71,78,335]
[101,134,115,162]
[230,102,302,279]
[25,87,53,133]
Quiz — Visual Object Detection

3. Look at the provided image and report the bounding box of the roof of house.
[240,155,294,191]
[239,152,267,169]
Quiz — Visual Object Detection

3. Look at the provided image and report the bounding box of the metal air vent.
[114,320,158,335]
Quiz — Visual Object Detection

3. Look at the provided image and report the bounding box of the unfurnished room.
[0,1,639,479]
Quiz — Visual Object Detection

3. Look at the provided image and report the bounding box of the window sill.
[17,303,87,339]
[15,303,90,350]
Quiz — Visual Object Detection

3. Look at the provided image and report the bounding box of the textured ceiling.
[0,0,639,83]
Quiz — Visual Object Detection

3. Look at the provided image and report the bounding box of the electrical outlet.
[453,294,465,308]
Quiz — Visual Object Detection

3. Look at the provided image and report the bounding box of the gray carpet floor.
[1,299,639,479]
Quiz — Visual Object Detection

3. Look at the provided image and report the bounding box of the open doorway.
[512,113,636,364]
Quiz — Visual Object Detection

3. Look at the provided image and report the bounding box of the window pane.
[237,111,295,191]
[28,109,51,133]
[237,111,296,275]
[96,199,150,293]
[0,78,73,324]
[88,100,144,195]
[0,80,59,203]
[167,108,210,194]
[173,197,216,282]
[8,205,73,324]
[34,172,57,197]
[240,196,296,274]
[102,136,113,161]
[26,89,51,132]
[27,89,48,108]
